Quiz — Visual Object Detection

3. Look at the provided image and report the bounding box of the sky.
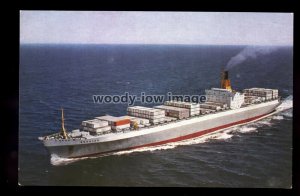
[20,11,293,46]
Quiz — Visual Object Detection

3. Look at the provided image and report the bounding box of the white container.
[81,120,94,127]
[72,129,80,133]
[86,120,109,128]
[81,132,90,137]
[87,126,111,132]
[112,124,130,130]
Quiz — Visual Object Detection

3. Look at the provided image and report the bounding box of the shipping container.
[127,116,150,125]
[163,116,177,122]
[243,88,278,100]
[150,118,165,124]
[127,106,165,120]
[154,105,190,119]
[205,101,227,108]
[82,119,108,127]
[70,132,82,137]
[87,126,111,133]
[164,101,200,109]
[112,119,130,126]
[164,101,200,116]
[95,115,118,125]
[199,103,220,111]
[111,124,130,131]
[96,115,130,126]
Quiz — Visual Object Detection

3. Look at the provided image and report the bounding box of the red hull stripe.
[71,112,271,158]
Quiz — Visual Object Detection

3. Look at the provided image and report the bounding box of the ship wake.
[50,154,89,166]
[50,95,293,166]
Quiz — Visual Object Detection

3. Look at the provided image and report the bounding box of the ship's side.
[44,99,279,158]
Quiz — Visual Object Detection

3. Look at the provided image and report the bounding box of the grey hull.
[45,100,280,158]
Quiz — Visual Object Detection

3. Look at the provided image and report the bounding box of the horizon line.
[19,43,293,47]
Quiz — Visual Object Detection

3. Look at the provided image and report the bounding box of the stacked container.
[204,102,228,110]
[96,115,130,131]
[127,106,165,124]
[154,105,190,119]
[243,88,278,100]
[244,96,257,104]
[199,103,221,111]
[123,115,151,127]
[81,119,111,135]
[271,89,279,99]
[164,101,200,116]
[163,116,177,122]
[111,119,131,130]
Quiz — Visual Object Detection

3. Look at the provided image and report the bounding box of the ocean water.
[19,44,293,187]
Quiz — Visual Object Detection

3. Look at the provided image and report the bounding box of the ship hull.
[44,100,280,158]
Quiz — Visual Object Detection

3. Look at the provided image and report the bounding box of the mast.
[60,108,68,139]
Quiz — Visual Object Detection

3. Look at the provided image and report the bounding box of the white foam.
[257,119,273,126]
[50,154,88,166]
[209,129,234,140]
[211,132,233,140]
[282,109,293,118]
[272,115,284,120]
[276,95,293,113]
[112,145,177,155]
[237,126,257,133]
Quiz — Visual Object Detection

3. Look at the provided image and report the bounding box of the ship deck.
[42,98,280,143]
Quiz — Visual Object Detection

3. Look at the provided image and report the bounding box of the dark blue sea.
[19,44,293,187]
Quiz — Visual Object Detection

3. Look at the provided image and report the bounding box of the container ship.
[39,71,281,158]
